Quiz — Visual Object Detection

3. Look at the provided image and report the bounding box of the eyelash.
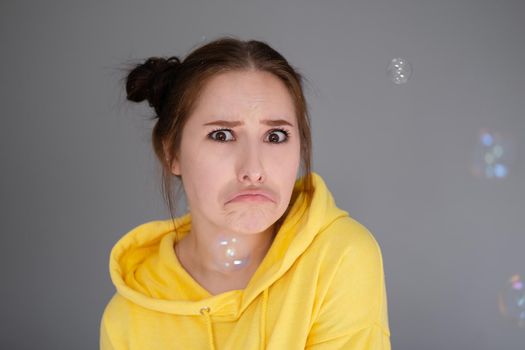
[208,128,290,144]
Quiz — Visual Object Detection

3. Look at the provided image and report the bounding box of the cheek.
[180,140,223,173]
[270,145,301,199]
[183,155,227,201]
[184,172,219,211]
[269,142,301,172]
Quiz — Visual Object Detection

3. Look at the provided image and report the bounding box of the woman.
[100,37,391,349]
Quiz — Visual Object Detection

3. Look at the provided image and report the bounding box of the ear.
[171,158,181,176]
[163,140,181,176]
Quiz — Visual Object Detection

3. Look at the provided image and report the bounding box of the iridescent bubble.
[498,274,525,327]
[494,164,508,178]
[214,236,250,271]
[471,129,515,180]
[226,247,235,257]
[387,57,412,85]
[481,132,494,147]
[493,145,503,158]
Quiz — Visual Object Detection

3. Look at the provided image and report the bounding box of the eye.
[208,129,235,142]
[265,128,290,144]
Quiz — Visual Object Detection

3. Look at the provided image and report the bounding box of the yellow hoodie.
[100,172,391,349]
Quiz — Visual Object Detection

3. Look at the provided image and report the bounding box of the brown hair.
[124,36,314,234]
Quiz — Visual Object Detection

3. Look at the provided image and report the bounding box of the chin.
[225,206,281,234]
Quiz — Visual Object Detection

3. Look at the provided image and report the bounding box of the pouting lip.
[226,190,276,204]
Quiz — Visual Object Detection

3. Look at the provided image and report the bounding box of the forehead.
[189,70,296,122]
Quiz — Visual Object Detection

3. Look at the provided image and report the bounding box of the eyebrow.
[203,119,294,127]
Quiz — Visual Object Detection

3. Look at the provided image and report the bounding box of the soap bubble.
[214,236,251,271]
[387,57,412,85]
[493,163,508,178]
[481,133,494,147]
[471,129,515,180]
[498,274,525,327]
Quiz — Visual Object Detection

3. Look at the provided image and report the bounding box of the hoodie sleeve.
[99,294,128,350]
[100,317,116,350]
[305,227,391,350]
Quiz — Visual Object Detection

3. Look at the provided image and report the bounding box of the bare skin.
[174,224,276,295]
[168,70,300,295]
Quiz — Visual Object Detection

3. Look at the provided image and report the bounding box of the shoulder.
[305,216,390,336]
[311,215,384,266]
[100,293,132,334]
[100,293,134,348]
[300,215,386,298]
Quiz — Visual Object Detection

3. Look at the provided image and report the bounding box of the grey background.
[1,0,524,349]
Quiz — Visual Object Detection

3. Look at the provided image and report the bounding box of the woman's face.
[170,70,301,235]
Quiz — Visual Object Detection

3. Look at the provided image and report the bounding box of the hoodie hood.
[108,172,349,348]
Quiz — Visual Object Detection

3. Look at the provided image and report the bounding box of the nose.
[237,141,266,184]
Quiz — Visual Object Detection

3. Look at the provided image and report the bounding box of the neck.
[178,222,277,279]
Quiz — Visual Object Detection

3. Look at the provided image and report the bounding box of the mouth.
[226,190,276,204]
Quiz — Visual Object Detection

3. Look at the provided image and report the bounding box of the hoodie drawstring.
[260,288,268,349]
[200,306,216,350]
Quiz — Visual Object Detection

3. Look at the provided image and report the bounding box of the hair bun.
[126,56,181,113]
